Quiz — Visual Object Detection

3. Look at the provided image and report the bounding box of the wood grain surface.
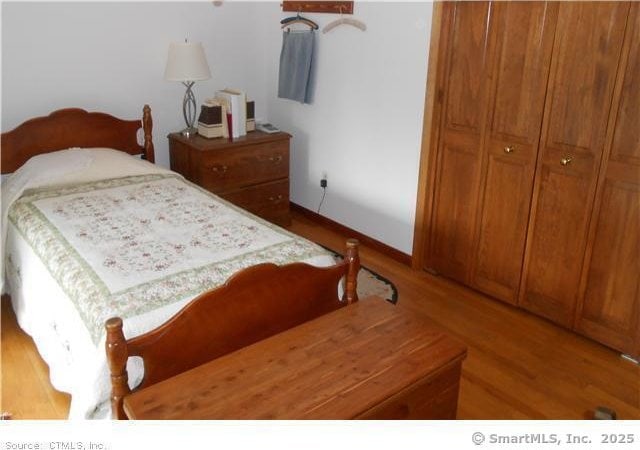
[1,105,154,173]
[106,239,360,419]
[470,2,557,304]
[122,297,466,419]
[575,4,640,358]
[520,2,630,327]
[168,131,291,226]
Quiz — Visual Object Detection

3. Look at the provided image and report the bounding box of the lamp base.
[182,81,197,133]
[180,127,198,138]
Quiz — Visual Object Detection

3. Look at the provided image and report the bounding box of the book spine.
[226,112,233,139]
[236,92,247,136]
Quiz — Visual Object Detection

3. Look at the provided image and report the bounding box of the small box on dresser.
[168,131,291,227]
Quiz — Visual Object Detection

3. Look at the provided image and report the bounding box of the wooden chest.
[122,297,467,420]
[168,131,291,226]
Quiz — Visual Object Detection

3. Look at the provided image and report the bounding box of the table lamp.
[164,40,211,136]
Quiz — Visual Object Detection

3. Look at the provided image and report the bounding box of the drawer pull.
[504,146,515,154]
[269,195,284,202]
[269,155,283,163]
[212,165,228,173]
[560,156,573,166]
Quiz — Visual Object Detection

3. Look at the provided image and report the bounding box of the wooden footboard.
[106,239,359,419]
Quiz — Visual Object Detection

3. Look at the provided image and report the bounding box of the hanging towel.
[278,30,315,104]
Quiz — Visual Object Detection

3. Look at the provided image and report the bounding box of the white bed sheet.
[2,149,335,419]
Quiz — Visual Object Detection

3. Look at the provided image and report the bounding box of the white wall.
[261,2,432,254]
[2,1,432,255]
[1,1,269,168]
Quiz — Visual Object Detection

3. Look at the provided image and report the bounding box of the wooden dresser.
[122,297,467,420]
[168,131,291,226]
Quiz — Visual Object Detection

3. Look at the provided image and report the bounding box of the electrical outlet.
[320,178,327,188]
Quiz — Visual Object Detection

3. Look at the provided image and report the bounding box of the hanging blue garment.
[278,30,315,104]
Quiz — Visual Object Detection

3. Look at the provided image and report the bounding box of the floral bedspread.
[8,173,328,344]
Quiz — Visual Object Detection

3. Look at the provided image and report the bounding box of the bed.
[1,106,357,419]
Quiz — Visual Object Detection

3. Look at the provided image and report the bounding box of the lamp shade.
[164,42,211,82]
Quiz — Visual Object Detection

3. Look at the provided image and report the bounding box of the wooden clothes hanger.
[280,10,319,30]
[322,6,366,33]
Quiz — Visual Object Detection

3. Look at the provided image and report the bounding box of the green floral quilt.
[8,174,328,344]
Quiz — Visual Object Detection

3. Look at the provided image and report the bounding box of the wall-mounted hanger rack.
[281,1,353,15]
[281,10,319,30]
[322,5,366,33]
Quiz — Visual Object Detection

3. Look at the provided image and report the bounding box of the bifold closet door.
[424,1,494,282]
[469,2,557,304]
[576,5,640,358]
[519,2,631,328]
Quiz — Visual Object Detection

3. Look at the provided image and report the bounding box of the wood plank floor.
[1,211,638,419]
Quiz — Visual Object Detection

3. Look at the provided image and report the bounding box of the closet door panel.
[521,165,592,325]
[579,182,640,354]
[443,1,493,133]
[472,149,533,302]
[426,2,494,281]
[488,2,556,143]
[577,5,640,356]
[520,2,630,327]
[471,2,557,303]
[610,5,640,167]
[430,139,482,279]
[543,2,630,155]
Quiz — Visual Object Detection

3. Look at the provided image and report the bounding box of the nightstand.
[168,131,291,227]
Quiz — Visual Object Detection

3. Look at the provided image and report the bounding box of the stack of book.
[216,89,246,139]
[198,89,255,139]
[197,99,225,139]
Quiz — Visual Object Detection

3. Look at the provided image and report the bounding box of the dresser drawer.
[220,179,290,226]
[168,131,291,226]
[198,141,289,192]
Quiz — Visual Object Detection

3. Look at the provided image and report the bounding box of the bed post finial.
[105,317,131,419]
[345,239,360,304]
[142,105,155,163]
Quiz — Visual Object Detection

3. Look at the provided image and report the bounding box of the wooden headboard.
[1,105,155,174]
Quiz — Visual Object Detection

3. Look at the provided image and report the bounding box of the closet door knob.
[560,157,573,166]
[504,146,515,154]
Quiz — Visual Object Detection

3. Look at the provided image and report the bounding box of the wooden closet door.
[425,2,495,281]
[469,2,557,304]
[519,2,630,327]
[576,5,640,357]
